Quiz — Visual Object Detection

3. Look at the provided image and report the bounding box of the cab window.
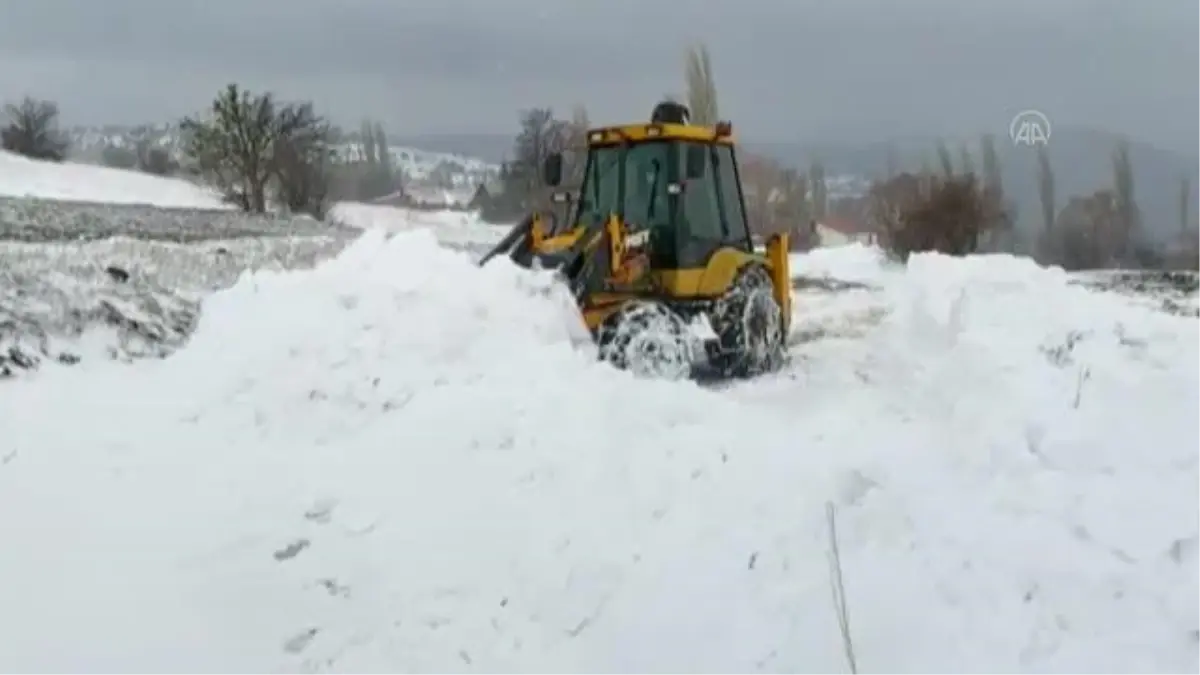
[679,143,723,241]
[574,142,671,234]
[621,142,671,232]
[575,146,620,227]
[713,145,751,245]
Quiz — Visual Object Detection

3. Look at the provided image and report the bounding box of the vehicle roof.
[585,122,735,146]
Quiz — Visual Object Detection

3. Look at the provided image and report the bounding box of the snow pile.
[0,150,228,209]
[0,198,511,379]
[791,242,892,287]
[0,232,1196,672]
[331,201,507,251]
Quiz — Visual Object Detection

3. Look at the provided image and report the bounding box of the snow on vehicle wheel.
[596,300,693,380]
[710,265,786,377]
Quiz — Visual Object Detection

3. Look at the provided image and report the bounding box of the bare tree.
[343,119,400,201]
[685,43,719,125]
[181,83,332,217]
[360,120,379,164]
[1044,190,1122,270]
[497,107,570,217]
[958,142,975,177]
[980,133,1002,197]
[1111,140,1140,263]
[977,133,1014,251]
[884,143,899,179]
[271,101,334,218]
[779,168,818,251]
[181,84,277,212]
[934,140,954,176]
[868,171,1009,261]
[132,136,177,176]
[1036,145,1055,235]
[740,154,818,251]
[1,97,69,161]
[809,160,827,224]
[373,121,394,179]
[1180,174,1192,236]
[1168,235,1199,271]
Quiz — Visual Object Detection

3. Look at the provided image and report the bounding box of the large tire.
[709,265,786,377]
[596,301,693,380]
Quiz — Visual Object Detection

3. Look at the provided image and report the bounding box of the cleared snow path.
[0,231,1196,673]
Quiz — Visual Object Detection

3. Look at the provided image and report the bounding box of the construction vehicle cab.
[480,102,792,380]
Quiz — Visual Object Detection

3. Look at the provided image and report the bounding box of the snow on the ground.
[1,234,352,292]
[331,201,507,248]
[0,234,1196,672]
[1073,269,1200,318]
[790,242,892,286]
[0,150,229,209]
[788,244,895,344]
[0,233,359,377]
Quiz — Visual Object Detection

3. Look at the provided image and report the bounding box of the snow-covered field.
[0,154,1197,672]
[0,150,228,209]
[1,230,1196,672]
[1073,269,1200,318]
[0,157,508,375]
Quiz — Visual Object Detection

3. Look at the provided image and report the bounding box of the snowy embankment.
[0,153,504,376]
[0,192,364,376]
[0,150,229,209]
[0,234,361,375]
[1,227,1196,672]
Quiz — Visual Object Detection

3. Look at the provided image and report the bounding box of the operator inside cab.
[632,101,688,231]
[620,101,692,245]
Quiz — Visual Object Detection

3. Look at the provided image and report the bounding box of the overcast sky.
[0,0,1195,148]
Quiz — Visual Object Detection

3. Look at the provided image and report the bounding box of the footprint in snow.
[283,627,319,654]
[274,538,311,562]
[304,499,338,525]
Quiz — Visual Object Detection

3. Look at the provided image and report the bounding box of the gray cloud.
[0,0,1194,148]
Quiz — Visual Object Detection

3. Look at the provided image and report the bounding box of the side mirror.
[685,145,707,179]
[542,153,563,187]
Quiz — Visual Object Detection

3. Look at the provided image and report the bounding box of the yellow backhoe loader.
[479,102,792,379]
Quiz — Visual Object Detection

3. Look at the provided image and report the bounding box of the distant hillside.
[63,125,501,201]
[752,126,1199,245]
[393,133,513,166]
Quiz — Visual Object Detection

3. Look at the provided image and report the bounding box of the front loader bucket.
[477,215,535,268]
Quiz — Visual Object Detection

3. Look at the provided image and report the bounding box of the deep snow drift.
[1,229,1195,672]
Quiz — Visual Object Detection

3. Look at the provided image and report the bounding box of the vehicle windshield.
[574,142,672,233]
